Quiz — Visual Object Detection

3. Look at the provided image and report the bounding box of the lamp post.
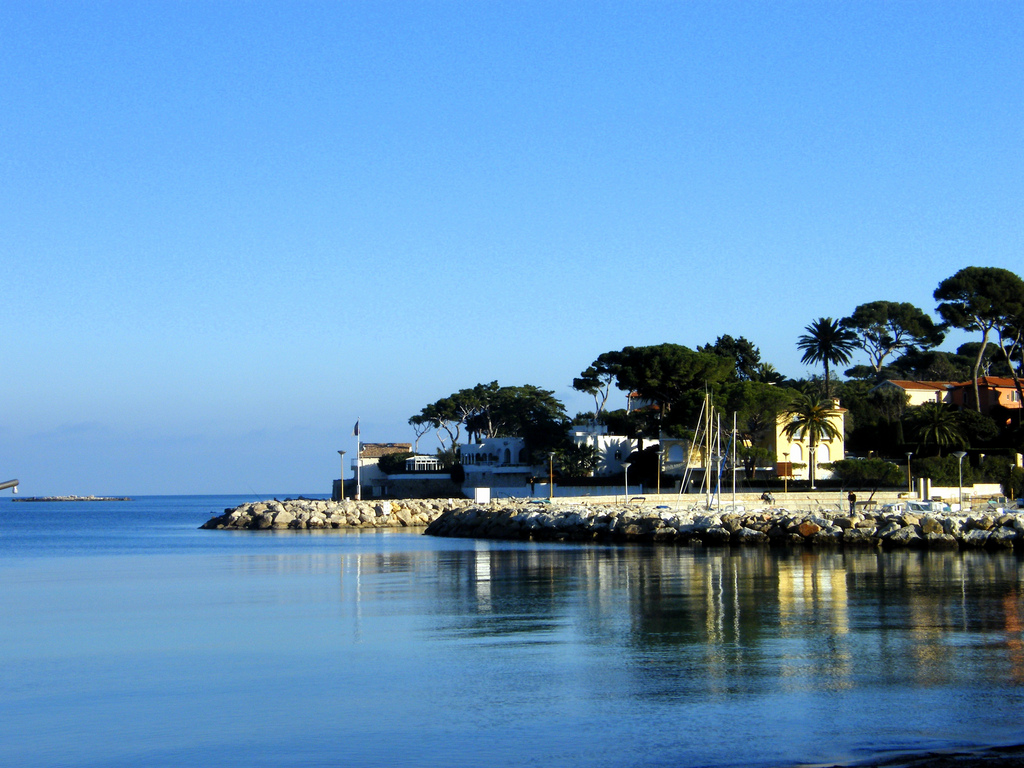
[905,452,913,494]
[337,450,347,500]
[953,451,968,512]
[782,451,789,495]
[655,446,663,495]
[621,461,631,501]
[548,451,556,501]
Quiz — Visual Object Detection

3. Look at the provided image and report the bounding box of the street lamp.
[655,446,664,495]
[337,450,347,500]
[905,452,913,494]
[782,451,789,495]
[621,461,631,502]
[548,451,556,501]
[953,451,968,512]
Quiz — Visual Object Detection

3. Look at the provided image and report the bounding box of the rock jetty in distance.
[200,498,464,530]
[13,495,132,502]
[201,497,1024,552]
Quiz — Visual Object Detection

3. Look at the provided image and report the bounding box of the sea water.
[1,496,1023,768]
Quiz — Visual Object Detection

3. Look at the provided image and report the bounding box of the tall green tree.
[797,318,858,399]
[697,334,763,381]
[605,344,734,432]
[411,382,568,453]
[992,287,1024,416]
[779,392,843,489]
[907,402,963,456]
[842,301,945,375]
[934,266,1024,411]
[572,353,620,420]
[555,443,600,478]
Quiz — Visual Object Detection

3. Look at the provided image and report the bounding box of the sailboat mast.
[732,411,737,511]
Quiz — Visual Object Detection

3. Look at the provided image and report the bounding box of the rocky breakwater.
[424,503,1024,551]
[201,498,471,531]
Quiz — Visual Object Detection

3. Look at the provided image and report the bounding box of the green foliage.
[750,362,785,384]
[842,301,945,374]
[907,402,964,456]
[589,343,734,435]
[835,380,907,456]
[887,348,971,381]
[412,382,569,455]
[697,334,763,381]
[436,445,460,470]
[723,380,794,445]
[1007,466,1024,500]
[737,444,774,479]
[954,409,999,446]
[829,458,904,491]
[978,454,1024,498]
[935,266,1024,411]
[572,355,619,418]
[376,452,415,475]
[555,443,600,478]
[780,392,843,487]
[797,318,858,398]
[912,455,974,487]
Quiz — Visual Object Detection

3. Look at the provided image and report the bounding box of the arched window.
[790,444,803,463]
[503,448,511,465]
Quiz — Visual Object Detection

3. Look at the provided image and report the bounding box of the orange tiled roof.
[950,377,1019,388]
[884,380,954,391]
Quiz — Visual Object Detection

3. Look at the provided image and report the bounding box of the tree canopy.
[797,318,858,398]
[935,267,1024,411]
[779,392,842,488]
[828,458,904,500]
[410,382,568,457]
[842,300,945,375]
[697,335,764,381]
[572,353,620,419]
[603,343,734,432]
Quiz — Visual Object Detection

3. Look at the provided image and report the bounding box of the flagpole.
[354,418,362,501]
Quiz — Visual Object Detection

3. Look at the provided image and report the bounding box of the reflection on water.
[5,515,1024,768]
[318,545,1022,665]
[228,542,1024,713]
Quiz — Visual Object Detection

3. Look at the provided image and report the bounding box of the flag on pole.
[353,420,360,437]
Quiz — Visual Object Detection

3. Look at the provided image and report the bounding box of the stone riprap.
[423,503,1024,551]
[200,498,470,531]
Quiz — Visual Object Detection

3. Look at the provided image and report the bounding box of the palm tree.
[780,392,842,489]
[797,318,858,399]
[908,402,963,457]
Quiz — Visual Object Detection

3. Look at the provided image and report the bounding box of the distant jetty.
[12,496,133,502]
[201,498,465,530]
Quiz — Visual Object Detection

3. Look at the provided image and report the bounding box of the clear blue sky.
[2,1,1021,495]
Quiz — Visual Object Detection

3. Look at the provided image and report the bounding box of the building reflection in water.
[316,537,1024,697]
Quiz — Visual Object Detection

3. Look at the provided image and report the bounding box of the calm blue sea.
[1,495,1023,768]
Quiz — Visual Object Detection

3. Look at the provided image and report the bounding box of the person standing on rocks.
[848,491,857,515]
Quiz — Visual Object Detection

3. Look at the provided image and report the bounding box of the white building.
[567,424,648,476]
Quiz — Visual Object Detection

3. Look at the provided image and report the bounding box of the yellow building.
[770,398,847,482]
